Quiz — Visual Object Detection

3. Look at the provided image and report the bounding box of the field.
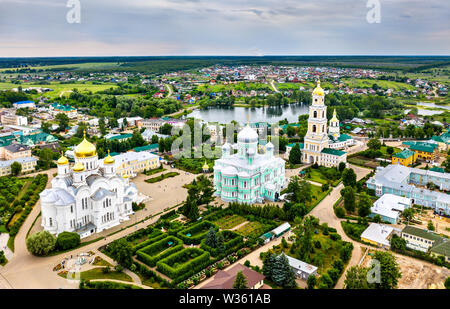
[0,62,122,72]
[0,82,118,98]
[341,78,416,91]
[214,214,246,230]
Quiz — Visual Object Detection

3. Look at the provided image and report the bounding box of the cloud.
[0,0,448,56]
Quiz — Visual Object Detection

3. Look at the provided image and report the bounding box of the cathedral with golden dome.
[40,133,138,238]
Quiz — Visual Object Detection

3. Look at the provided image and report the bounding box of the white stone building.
[40,133,138,238]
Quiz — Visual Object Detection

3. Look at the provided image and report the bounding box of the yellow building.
[392,149,418,166]
[403,142,439,162]
[0,157,37,176]
[101,151,160,178]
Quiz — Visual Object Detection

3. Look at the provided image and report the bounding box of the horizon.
[0,0,448,57]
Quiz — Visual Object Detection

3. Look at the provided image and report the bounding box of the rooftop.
[402,226,442,242]
[201,264,265,289]
[321,147,346,156]
[361,223,399,247]
[393,149,416,159]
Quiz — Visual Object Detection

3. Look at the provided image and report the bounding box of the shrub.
[56,231,80,251]
[156,248,211,283]
[329,233,341,241]
[335,207,346,218]
[177,221,218,245]
[136,236,184,267]
[26,231,56,256]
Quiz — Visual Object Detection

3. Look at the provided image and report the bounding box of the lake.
[189,104,309,124]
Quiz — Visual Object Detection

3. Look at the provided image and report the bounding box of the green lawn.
[60,267,133,282]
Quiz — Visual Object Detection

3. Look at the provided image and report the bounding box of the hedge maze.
[177,220,218,245]
[136,236,184,267]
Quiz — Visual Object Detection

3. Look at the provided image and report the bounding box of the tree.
[445,277,450,289]
[38,148,56,170]
[10,161,22,176]
[297,216,314,262]
[373,251,401,289]
[56,231,80,250]
[367,139,381,151]
[342,168,357,187]
[286,126,297,137]
[390,234,406,251]
[338,162,346,173]
[342,186,356,213]
[182,181,200,220]
[386,146,394,157]
[204,228,218,248]
[233,271,248,289]
[344,266,373,289]
[26,231,56,256]
[402,208,414,224]
[427,220,435,231]
[357,192,372,217]
[271,254,297,288]
[41,121,51,133]
[288,143,302,165]
[108,238,133,268]
[287,177,312,204]
[318,273,333,289]
[99,117,107,136]
[55,113,70,132]
[335,207,346,218]
[307,275,317,289]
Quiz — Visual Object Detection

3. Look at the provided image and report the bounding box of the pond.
[189,104,309,124]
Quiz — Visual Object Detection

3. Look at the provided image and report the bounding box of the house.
[271,222,291,237]
[106,133,133,142]
[369,194,411,224]
[361,223,401,249]
[283,254,318,280]
[201,264,265,289]
[402,141,439,162]
[0,156,38,176]
[401,225,445,253]
[13,100,35,109]
[0,144,31,160]
[99,151,160,178]
[0,113,28,126]
[366,164,450,216]
[141,129,168,142]
[133,144,159,153]
[392,149,418,167]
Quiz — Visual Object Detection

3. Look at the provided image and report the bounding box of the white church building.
[302,80,348,167]
[40,133,138,238]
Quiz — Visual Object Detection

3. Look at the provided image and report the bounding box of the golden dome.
[104,150,115,165]
[74,131,97,158]
[203,161,209,170]
[73,162,85,172]
[330,109,339,122]
[57,151,69,165]
[123,174,130,179]
[312,80,324,96]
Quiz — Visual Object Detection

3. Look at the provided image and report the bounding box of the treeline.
[59,91,182,118]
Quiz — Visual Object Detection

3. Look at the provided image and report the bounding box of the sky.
[0,0,449,57]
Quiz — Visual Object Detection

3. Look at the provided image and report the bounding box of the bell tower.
[303,79,329,164]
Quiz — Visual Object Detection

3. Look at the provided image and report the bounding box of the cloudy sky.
[0,0,448,57]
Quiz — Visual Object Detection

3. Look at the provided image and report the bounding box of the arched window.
[312,125,316,133]
[313,111,317,118]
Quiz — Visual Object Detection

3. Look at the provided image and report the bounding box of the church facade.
[40,134,138,238]
[213,124,285,204]
[302,80,348,167]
